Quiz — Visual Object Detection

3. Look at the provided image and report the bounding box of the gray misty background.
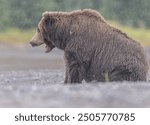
[0,0,150,107]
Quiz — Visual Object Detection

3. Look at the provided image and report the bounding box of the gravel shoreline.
[0,44,150,108]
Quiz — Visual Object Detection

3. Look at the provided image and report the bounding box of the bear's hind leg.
[128,67,147,81]
[110,67,147,81]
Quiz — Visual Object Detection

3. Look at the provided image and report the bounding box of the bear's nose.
[30,41,37,47]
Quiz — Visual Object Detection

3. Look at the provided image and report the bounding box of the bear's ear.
[42,11,57,25]
[42,11,49,17]
[45,16,57,26]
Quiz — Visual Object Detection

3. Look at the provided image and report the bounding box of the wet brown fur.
[37,9,149,83]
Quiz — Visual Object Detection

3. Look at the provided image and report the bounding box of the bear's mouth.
[45,45,52,53]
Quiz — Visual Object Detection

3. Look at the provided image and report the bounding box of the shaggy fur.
[30,9,149,83]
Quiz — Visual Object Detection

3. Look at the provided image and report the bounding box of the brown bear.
[29,9,149,83]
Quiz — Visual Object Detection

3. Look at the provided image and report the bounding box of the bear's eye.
[37,28,40,33]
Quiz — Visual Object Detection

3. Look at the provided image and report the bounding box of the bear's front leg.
[64,68,68,83]
[64,51,85,83]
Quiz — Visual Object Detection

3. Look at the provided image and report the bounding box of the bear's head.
[29,11,59,53]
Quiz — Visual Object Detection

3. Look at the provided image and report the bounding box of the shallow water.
[0,43,150,108]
